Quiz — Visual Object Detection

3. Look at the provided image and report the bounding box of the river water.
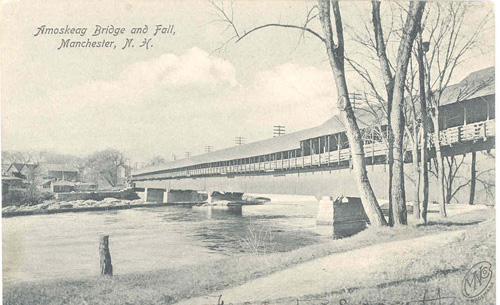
[3,196,332,284]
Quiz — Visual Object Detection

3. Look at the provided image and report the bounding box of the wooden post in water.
[99,235,113,276]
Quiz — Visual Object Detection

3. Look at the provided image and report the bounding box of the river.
[3,195,332,284]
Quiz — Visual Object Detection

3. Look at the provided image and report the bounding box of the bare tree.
[25,163,43,206]
[469,151,476,205]
[429,152,494,206]
[473,152,495,205]
[421,2,492,217]
[149,155,166,166]
[358,2,491,222]
[85,149,127,188]
[444,155,465,204]
[382,1,425,226]
[347,1,425,226]
[416,29,430,223]
[2,150,43,165]
[318,0,387,226]
[210,0,387,226]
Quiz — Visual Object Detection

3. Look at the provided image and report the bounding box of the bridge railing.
[134,119,495,181]
[428,119,494,147]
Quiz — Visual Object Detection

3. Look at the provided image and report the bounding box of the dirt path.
[175,229,465,305]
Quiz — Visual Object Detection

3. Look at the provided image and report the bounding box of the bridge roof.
[440,67,494,106]
[133,66,494,176]
[133,112,380,175]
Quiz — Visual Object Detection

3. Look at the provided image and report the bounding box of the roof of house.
[74,182,98,186]
[6,163,28,172]
[23,164,39,172]
[41,164,79,172]
[2,176,22,181]
[53,180,76,186]
[133,67,494,176]
[40,179,53,185]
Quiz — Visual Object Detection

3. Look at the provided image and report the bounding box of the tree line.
[2,149,172,187]
[3,149,125,188]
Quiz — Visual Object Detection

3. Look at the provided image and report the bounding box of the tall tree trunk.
[445,156,455,204]
[318,0,387,226]
[469,151,476,205]
[419,129,429,223]
[437,155,447,217]
[390,1,426,226]
[432,114,447,217]
[371,1,394,226]
[387,148,394,226]
[412,124,420,220]
[417,31,429,223]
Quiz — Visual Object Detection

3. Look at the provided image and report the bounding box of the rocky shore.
[2,198,160,217]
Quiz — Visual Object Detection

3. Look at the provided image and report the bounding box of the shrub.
[2,189,54,207]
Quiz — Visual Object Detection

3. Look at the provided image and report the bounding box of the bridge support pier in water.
[165,189,206,203]
[141,188,207,204]
[316,196,370,238]
[144,188,165,203]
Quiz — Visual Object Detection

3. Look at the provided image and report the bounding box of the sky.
[1,0,495,166]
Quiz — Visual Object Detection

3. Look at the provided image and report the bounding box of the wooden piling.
[99,235,113,276]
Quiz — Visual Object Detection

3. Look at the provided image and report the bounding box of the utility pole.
[273,125,286,137]
[205,145,213,153]
[235,137,245,146]
[349,93,362,110]
[185,152,191,158]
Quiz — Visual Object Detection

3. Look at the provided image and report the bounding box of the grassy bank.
[3,208,493,305]
[272,210,495,305]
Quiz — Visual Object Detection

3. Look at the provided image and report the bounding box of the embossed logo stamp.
[462,261,493,301]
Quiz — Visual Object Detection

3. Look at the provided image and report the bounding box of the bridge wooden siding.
[132,120,494,202]
[133,119,494,182]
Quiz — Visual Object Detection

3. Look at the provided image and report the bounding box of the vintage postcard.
[1,0,496,304]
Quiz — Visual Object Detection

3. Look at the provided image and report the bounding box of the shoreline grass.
[270,212,495,305]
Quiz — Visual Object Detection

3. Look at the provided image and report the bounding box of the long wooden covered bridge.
[131,67,495,202]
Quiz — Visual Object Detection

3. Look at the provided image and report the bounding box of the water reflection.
[3,199,330,284]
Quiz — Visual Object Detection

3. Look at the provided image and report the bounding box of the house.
[4,163,79,181]
[43,180,98,193]
[38,164,79,181]
[52,180,75,193]
[117,165,128,187]
[40,179,53,190]
[73,182,98,192]
[4,163,30,179]
[20,164,39,179]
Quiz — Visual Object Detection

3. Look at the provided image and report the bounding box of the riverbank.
[2,194,270,218]
[1,198,199,218]
[3,205,493,305]
[267,210,495,305]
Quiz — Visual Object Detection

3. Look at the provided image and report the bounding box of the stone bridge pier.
[316,196,370,238]
[138,185,369,238]
[141,188,206,204]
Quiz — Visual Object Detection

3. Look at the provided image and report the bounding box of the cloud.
[18,47,237,113]
[224,63,339,136]
[121,47,238,89]
[2,47,239,153]
[254,63,335,105]
[3,52,339,162]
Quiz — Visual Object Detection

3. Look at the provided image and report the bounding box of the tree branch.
[235,23,325,43]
